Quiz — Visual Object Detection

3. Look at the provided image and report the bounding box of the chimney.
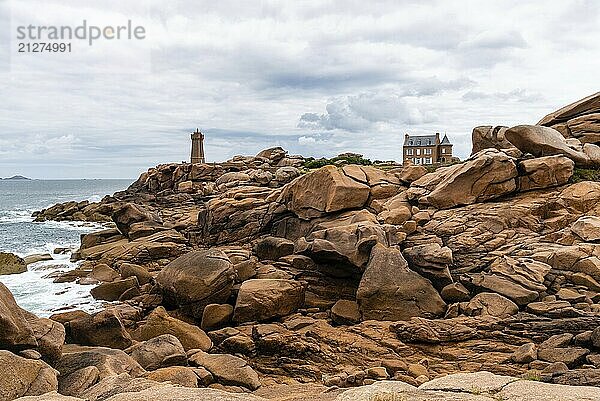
[435,132,440,145]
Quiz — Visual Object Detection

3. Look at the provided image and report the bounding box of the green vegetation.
[571,168,600,183]
[304,154,373,169]
[469,387,483,395]
[522,370,542,381]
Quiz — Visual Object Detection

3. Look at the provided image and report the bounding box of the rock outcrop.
[357,244,446,320]
[407,149,518,209]
[517,155,574,191]
[276,165,371,219]
[233,279,305,323]
[188,350,261,390]
[471,125,514,154]
[0,252,27,275]
[125,334,186,370]
[131,307,212,351]
[0,283,38,350]
[15,93,600,401]
[538,92,600,144]
[505,125,591,166]
[0,350,58,399]
[157,250,235,319]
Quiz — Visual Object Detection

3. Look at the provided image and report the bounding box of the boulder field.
[4,94,600,399]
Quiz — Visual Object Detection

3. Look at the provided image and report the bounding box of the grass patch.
[304,154,373,169]
[522,370,542,381]
[571,168,600,183]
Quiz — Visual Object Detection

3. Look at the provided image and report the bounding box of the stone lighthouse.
[190,128,205,164]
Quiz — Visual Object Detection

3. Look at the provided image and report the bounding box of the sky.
[0,0,598,179]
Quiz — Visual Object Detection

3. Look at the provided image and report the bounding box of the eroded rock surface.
[14,94,600,401]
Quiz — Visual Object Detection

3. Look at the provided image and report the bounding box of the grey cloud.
[460,31,527,51]
[399,77,475,96]
[298,91,436,132]
[462,89,543,102]
[454,30,528,68]
[0,0,598,178]
[297,77,473,132]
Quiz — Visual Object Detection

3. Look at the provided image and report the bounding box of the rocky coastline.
[2,92,600,400]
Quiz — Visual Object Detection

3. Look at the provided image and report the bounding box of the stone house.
[403,133,453,165]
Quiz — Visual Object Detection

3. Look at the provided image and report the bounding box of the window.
[406,148,413,155]
[414,158,422,165]
[425,148,432,155]
[425,157,432,164]
[442,148,446,154]
[416,148,421,155]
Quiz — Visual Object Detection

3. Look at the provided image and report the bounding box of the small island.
[1,175,31,180]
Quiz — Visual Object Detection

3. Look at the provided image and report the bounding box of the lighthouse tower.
[190,128,205,164]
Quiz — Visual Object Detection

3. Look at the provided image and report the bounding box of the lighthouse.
[190,128,205,164]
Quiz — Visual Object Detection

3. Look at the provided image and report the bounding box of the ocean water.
[0,179,131,317]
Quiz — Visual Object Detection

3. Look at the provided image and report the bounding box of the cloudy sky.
[0,0,598,178]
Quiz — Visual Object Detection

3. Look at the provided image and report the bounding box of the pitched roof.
[404,134,437,146]
[441,134,452,145]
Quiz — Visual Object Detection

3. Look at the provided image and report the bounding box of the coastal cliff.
[2,93,600,400]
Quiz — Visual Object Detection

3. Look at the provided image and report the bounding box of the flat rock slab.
[103,386,267,401]
[335,381,418,401]
[499,379,600,401]
[334,372,600,401]
[419,371,518,393]
[336,380,494,401]
[15,393,83,400]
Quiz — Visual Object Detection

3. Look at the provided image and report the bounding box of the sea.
[0,179,131,317]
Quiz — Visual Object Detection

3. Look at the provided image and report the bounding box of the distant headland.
[0,175,31,180]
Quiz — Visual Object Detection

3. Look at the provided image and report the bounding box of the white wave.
[0,210,34,224]
[36,219,108,232]
[15,243,77,259]
[0,257,104,317]
[86,195,104,203]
